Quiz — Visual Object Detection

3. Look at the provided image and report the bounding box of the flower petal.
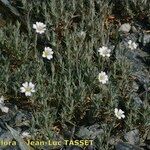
[33,24,37,29]
[29,82,35,89]
[22,82,28,88]
[47,55,53,60]
[128,40,132,44]
[122,114,125,118]
[31,89,35,93]
[119,109,124,114]
[25,91,32,96]
[115,108,118,114]
[20,87,26,93]
[42,52,46,57]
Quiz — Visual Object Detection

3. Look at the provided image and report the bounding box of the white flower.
[98,46,111,57]
[0,96,9,113]
[20,82,35,96]
[79,31,86,39]
[21,131,31,138]
[128,40,137,50]
[98,71,108,84]
[42,47,53,60]
[80,31,86,36]
[114,108,125,119]
[33,22,46,34]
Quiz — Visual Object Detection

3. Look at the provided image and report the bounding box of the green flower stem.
[34,34,37,59]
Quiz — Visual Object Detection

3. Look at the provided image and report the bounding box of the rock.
[119,23,131,33]
[85,145,97,150]
[146,144,150,150]
[76,124,103,139]
[115,141,143,150]
[124,129,140,145]
[139,33,150,46]
[108,136,121,145]
[0,131,13,149]
[15,111,31,127]
[60,138,95,150]
[145,130,150,149]
[147,130,150,140]
[62,146,83,150]
[5,146,20,150]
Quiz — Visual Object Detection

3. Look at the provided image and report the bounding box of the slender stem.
[34,34,37,59]
[138,89,150,96]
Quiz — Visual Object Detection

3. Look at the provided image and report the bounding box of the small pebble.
[119,23,131,33]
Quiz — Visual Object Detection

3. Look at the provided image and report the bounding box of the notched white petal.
[22,82,28,88]
[20,87,26,93]
[29,82,35,88]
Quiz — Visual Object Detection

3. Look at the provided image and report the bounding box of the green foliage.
[0,0,149,149]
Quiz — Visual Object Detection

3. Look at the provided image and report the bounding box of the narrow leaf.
[6,124,33,150]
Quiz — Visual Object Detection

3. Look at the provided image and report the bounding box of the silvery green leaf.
[132,71,149,85]
[1,0,9,5]
[6,124,33,150]
[88,124,100,131]
[0,0,20,16]
[133,96,143,107]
